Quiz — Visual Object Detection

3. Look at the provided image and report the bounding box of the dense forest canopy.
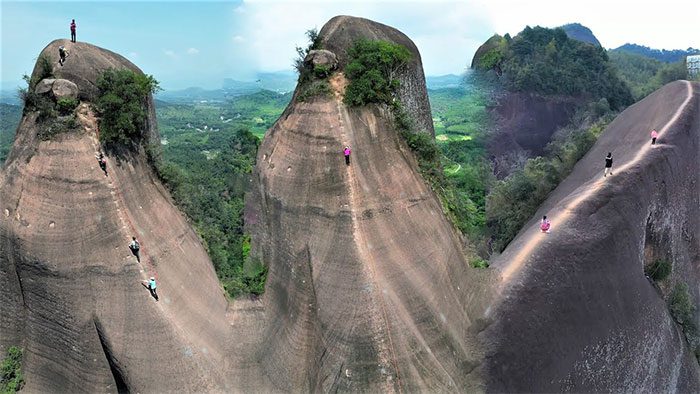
[474,26,634,109]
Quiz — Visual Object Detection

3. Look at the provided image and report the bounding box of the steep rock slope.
[0,40,232,392]
[246,16,489,392]
[484,80,700,391]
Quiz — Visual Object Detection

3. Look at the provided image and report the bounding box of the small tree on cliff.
[344,39,412,106]
[95,69,160,145]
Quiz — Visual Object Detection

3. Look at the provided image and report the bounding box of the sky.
[1,0,698,90]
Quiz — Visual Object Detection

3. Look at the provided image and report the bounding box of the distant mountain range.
[611,44,700,63]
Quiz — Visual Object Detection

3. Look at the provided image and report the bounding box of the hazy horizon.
[2,0,698,90]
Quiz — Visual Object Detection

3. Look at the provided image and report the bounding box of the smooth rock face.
[51,79,79,99]
[305,49,338,70]
[318,15,435,136]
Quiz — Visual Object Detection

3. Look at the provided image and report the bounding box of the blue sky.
[2,0,698,91]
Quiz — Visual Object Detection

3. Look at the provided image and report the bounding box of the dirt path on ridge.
[499,81,695,286]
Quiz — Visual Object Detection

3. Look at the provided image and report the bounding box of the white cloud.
[164,49,177,59]
[128,52,139,60]
[187,47,199,55]
[232,35,245,43]
[476,0,700,50]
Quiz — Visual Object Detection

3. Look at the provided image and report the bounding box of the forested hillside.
[612,43,699,63]
[474,26,633,109]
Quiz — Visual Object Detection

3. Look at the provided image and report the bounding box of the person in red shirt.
[70,19,76,42]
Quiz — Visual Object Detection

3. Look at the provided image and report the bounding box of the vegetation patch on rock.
[0,346,24,393]
[95,68,159,145]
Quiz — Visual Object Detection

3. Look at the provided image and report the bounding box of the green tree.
[0,346,24,393]
[95,69,160,145]
[344,39,412,106]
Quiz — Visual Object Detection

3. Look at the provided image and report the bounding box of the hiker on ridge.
[96,152,107,176]
[344,146,351,166]
[650,129,659,145]
[58,46,69,66]
[540,215,551,233]
[70,19,76,42]
[604,152,613,177]
[129,236,141,263]
[143,277,158,300]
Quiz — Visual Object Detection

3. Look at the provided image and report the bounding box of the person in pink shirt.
[343,146,351,166]
[70,19,76,42]
[650,129,658,145]
[540,215,551,233]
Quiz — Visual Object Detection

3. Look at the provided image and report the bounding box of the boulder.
[304,49,338,70]
[51,79,79,99]
[34,78,56,94]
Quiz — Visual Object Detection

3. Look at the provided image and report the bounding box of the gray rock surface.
[305,49,338,70]
[51,78,79,99]
[34,78,56,94]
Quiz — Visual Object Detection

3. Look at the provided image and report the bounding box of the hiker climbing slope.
[604,152,613,177]
[58,46,69,66]
[95,152,107,176]
[344,146,351,166]
[129,236,141,263]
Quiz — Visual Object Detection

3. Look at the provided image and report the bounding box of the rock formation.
[0,39,232,392]
[2,21,699,394]
[318,16,434,136]
[246,15,488,392]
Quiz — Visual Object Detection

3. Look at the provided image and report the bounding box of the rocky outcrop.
[489,93,583,177]
[318,16,434,135]
[0,41,232,392]
[51,79,79,99]
[471,34,503,70]
[32,39,142,102]
[246,16,487,391]
[304,49,338,70]
[560,23,601,46]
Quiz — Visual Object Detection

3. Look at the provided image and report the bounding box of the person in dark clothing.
[604,152,613,177]
[343,146,351,166]
[96,152,107,176]
[58,46,69,66]
[129,237,141,262]
[70,19,76,42]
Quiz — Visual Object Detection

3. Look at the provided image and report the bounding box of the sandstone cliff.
[0,39,232,392]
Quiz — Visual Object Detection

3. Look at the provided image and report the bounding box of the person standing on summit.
[70,19,76,42]
[343,146,351,166]
[604,152,613,177]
